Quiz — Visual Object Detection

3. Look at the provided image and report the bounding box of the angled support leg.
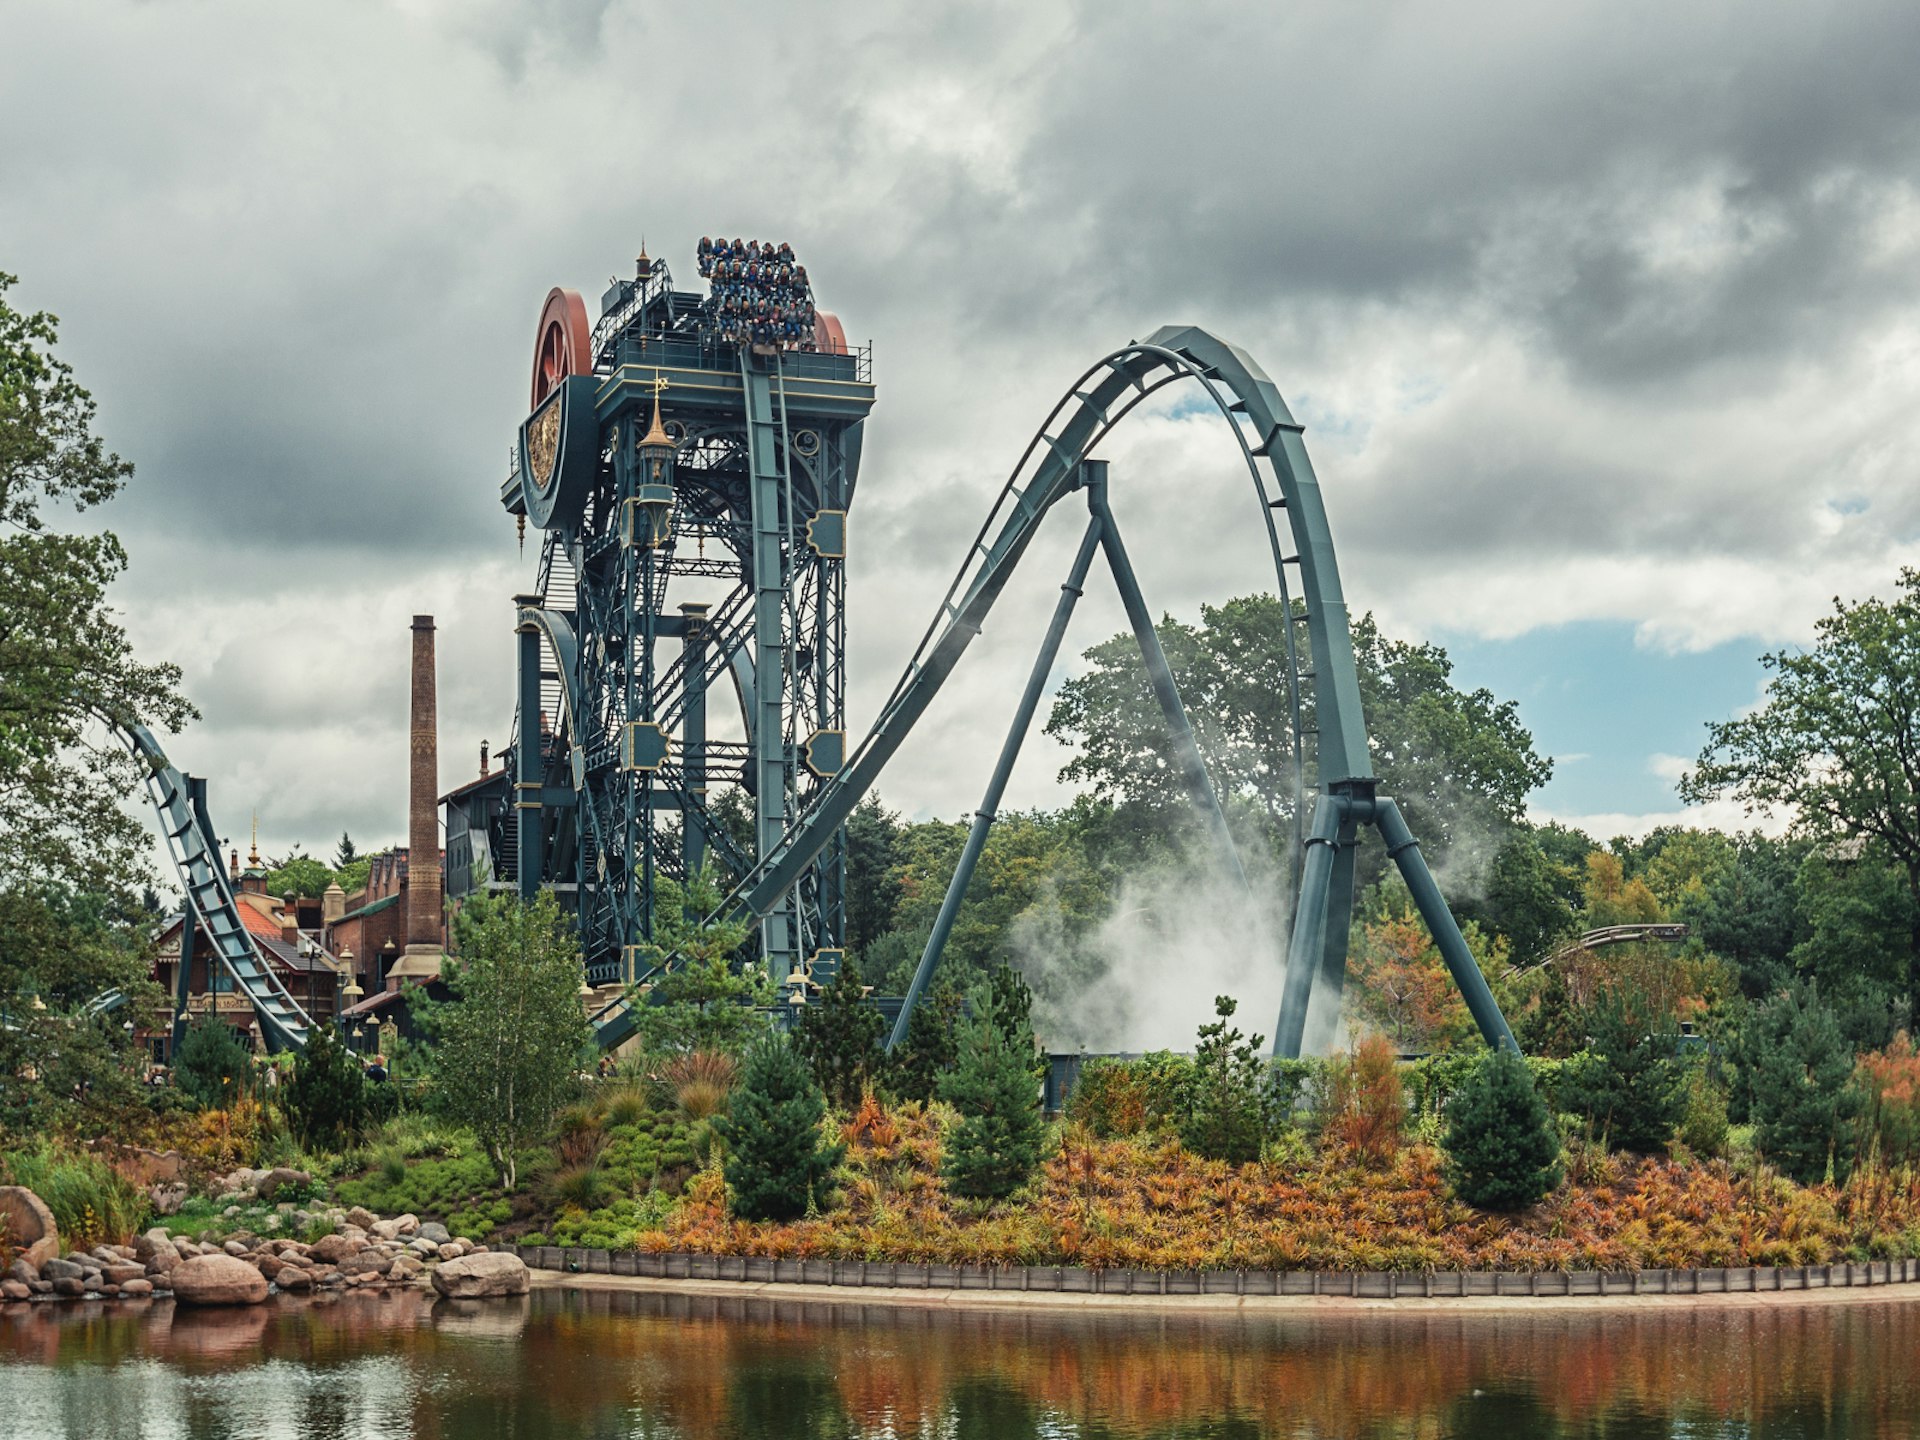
[1085,463,1250,893]
[1273,793,1347,1057]
[886,515,1107,1052]
[1374,797,1517,1052]
[1304,805,1361,1048]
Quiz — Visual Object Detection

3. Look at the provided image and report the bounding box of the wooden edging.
[509,1246,1920,1301]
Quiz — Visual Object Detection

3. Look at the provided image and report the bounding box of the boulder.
[40,1258,82,1283]
[0,1187,60,1270]
[275,1267,312,1291]
[7,1258,37,1285]
[437,1243,464,1262]
[51,1277,85,1297]
[102,1263,146,1286]
[133,1229,173,1260]
[307,1233,362,1266]
[254,1253,286,1281]
[344,1207,379,1232]
[1,1280,28,1301]
[430,1252,529,1299]
[389,1254,423,1280]
[119,1278,153,1297]
[221,1240,251,1258]
[370,1214,419,1241]
[340,1252,390,1277]
[407,1238,440,1258]
[416,1222,451,1246]
[256,1168,310,1201]
[170,1253,269,1307]
[144,1248,178,1277]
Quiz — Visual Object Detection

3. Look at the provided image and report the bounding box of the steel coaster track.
[123,724,314,1051]
[589,326,1353,1044]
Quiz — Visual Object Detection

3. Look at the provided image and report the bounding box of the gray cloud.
[4,0,1920,866]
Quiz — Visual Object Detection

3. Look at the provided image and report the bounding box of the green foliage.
[1745,982,1861,1186]
[1442,1047,1563,1211]
[0,276,196,1130]
[844,795,905,960]
[1178,996,1275,1164]
[719,1032,842,1221]
[173,1015,254,1110]
[885,980,963,1103]
[261,853,336,899]
[281,1023,367,1147]
[1068,1051,1194,1137]
[1686,570,1920,1028]
[1563,989,1684,1155]
[0,1143,149,1247]
[792,954,885,1109]
[938,981,1045,1199]
[628,868,769,1058]
[1674,1063,1730,1159]
[332,1143,504,1220]
[430,891,592,1188]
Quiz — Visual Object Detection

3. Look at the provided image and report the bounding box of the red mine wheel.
[531,287,592,409]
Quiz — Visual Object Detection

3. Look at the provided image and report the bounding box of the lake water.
[4,1284,1918,1438]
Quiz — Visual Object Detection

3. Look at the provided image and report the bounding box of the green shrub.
[938,981,1045,1199]
[282,1024,367,1147]
[1747,982,1859,1185]
[173,1016,254,1110]
[1675,1065,1730,1159]
[1441,1048,1562,1211]
[1179,997,1277,1165]
[1563,990,1683,1155]
[718,1032,842,1220]
[0,1144,150,1247]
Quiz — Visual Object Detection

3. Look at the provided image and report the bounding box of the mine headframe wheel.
[532,287,593,410]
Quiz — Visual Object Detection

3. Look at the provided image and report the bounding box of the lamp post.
[339,944,362,1029]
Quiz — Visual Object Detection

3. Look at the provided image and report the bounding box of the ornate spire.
[248,813,261,869]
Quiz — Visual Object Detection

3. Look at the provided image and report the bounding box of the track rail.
[124,724,314,1050]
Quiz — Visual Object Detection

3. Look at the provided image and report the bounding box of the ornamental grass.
[624,1096,1920,1273]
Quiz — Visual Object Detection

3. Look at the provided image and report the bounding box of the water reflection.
[3,1286,1919,1438]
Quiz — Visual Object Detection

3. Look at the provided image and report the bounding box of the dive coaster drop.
[489,242,1516,1059]
[692,326,1518,1059]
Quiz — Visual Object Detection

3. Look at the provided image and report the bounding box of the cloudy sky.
[5,0,1919,870]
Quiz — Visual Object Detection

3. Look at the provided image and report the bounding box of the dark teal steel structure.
[485,244,1512,1057]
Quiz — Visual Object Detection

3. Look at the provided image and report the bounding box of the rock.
[102,1263,145,1286]
[275,1267,312,1290]
[416,1222,451,1245]
[7,1258,37,1285]
[144,1249,178,1276]
[254,1253,286,1281]
[437,1243,463,1262]
[340,1252,389,1277]
[407,1238,440,1258]
[256,1168,310,1201]
[133,1229,173,1260]
[222,1205,243,1219]
[344,1207,379,1232]
[1,1280,28,1300]
[369,1215,417,1241]
[41,1258,82,1282]
[170,1253,269,1306]
[149,1183,187,1216]
[0,1187,60,1270]
[307,1233,362,1266]
[119,1278,153,1297]
[51,1277,85,1297]
[430,1252,529,1299]
[222,1240,251,1258]
[389,1255,423,1280]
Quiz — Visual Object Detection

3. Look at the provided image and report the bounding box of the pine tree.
[1178,995,1274,1163]
[720,1031,843,1220]
[173,1014,254,1109]
[1747,981,1860,1185]
[792,954,885,1109]
[1564,987,1683,1154]
[282,1022,367,1147]
[938,981,1044,1199]
[1442,1046,1562,1210]
[887,980,963,1103]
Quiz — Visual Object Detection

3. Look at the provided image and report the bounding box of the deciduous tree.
[431,891,591,1188]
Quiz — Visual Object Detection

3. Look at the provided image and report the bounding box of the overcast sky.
[5,0,1919,870]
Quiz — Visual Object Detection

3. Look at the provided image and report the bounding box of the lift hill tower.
[455,245,874,987]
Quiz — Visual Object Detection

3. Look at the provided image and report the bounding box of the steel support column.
[1274,794,1347,1057]
[514,594,544,902]
[681,601,709,880]
[887,511,1107,1051]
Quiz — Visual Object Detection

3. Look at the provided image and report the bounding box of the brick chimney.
[391,614,444,979]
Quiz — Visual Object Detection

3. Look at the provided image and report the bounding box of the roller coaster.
[453,240,1519,1059]
[130,238,1516,1059]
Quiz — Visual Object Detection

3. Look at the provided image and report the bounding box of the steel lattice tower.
[458,249,875,987]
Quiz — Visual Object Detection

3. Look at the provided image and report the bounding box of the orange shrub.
[1323,1034,1406,1166]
